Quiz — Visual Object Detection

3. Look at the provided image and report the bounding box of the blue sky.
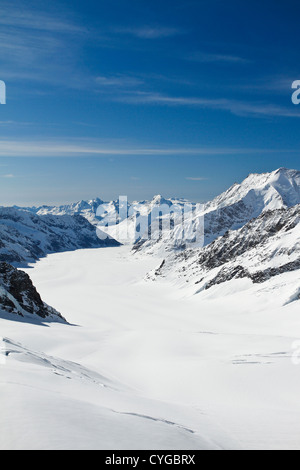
[0,0,299,205]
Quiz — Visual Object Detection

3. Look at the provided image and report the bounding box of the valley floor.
[0,246,300,450]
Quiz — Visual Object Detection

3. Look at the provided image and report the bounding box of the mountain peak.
[275,167,289,173]
[151,195,167,204]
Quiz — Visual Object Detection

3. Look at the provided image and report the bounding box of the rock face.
[0,262,66,322]
[0,207,120,265]
[205,258,300,290]
[187,205,300,272]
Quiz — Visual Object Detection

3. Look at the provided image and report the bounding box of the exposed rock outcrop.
[0,262,66,322]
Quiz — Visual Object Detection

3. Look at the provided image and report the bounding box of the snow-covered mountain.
[148,201,300,302]
[13,167,300,257]
[0,207,120,266]
[18,195,195,245]
[6,167,300,299]
[24,198,104,225]
[22,195,192,222]
[0,262,66,322]
[100,195,196,245]
[1,167,300,449]
[205,167,300,213]
[143,168,300,303]
[134,167,300,254]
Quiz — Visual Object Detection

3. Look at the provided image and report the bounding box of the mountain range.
[1,167,299,320]
[134,167,300,254]
[25,167,299,255]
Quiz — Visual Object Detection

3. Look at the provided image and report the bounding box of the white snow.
[1,246,300,450]
[205,167,300,214]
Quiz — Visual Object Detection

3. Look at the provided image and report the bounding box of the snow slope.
[1,247,300,449]
[1,168,300,449]
[0,337,213,450]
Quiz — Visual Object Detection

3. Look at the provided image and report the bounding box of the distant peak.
[242,167,299,183]
[88,197,104,204]
[152,194,165,202]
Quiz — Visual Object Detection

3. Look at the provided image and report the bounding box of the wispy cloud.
[185,177,209,181]
[114,91,300,118]
[95,74,143,88]
[188,51,250,64]
[115,26,181,39]
[0,3,87,88]
[0,120,34,126]
[235,76,295,94]
[0,139,296,158]
[0,3,85,34]
[1,174,15,178]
